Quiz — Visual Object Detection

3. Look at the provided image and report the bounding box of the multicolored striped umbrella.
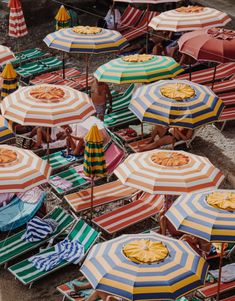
[94,55,184,84]
[81,233,208,301]
[8,0,28,38]
[1,84,95,127]
[149,6,231,32]
[114,150,224,195]
[0,145,51,192]
[55,5,70,30]
[129,79,224,129]
[0,62,18,99]
[0,116,15,144]
[0,45,15,66]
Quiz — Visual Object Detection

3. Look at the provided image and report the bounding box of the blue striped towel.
[22,216,58,242]
[29,238,84,271]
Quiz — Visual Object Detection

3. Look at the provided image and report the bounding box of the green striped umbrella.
[94,54,184,84]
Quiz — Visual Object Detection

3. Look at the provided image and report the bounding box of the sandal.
[69,291,83,298]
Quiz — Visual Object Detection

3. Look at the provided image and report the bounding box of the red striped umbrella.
[8,0,28,38]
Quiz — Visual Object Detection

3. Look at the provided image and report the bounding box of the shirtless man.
[91,78,112,121]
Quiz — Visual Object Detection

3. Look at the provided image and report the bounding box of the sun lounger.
[40,56,63,69]
[72,75,93,90]
[118,5,143,32]
[104,108,138,128]
[92,192,164,235]
[8,219,100,287]
[219,92,235,107]
[197,280,235,299]
[11,48,45,66]
[50,167,88,195]
[53,68,81,78]
[0,207,74,267]
[106,84,135,112]
[30,73,62,85]
[206,77,235,94]
[123,10,159,42]
[218,106,235,131]
[57,79,80,89]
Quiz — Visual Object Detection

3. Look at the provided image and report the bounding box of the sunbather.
[65,126,85,156]
[180,234,212,258]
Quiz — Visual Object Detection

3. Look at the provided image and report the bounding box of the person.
[11,122,34,135]
[65,126,85,156]
[138,125,194,152]
[104,2,121,29]
[180,234,212,258]
[90,78,112,121]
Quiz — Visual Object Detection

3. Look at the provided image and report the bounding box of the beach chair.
[0,207,74,268]
[219,92,235,107]
[57,79,80,89]
[197,280,235,299]
[30,72,62,85]
[106,84,135,112]
[123,10,159,42]
[8,219,100,287]
[118,5,143,32]
[177,62,235,84]
[92,193,164,235]
[11,48,45,66]
[16,61,49,78]
[40,56,63,69]
[65,180,138,213]
[50,167,88,195]
[218,106,235,131]
[72,74,93,90]
[104,107,138,128]
[53,68,81,78]
[206,77,235,94]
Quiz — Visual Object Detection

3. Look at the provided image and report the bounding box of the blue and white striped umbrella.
[0,116,15,144]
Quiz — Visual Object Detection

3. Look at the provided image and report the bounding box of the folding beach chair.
[218,106,235,131]
[53,68,81,78]
[50,167,88,195]
[30,73,62,85]
[11,48,45,66]
[104,107,138,128]
[219,92,235,107]
[8,219,100,287]
[72,74,93,90]
[40,56,63,69]
[197,280,235,299]
[206,77,235,94]
[65,180,138,213]
[92,193,164,235]
[0,207,74,268]
[57,79,80,89]
[16,61,49,78]
[118,5,143,32]
[106,84,135,112]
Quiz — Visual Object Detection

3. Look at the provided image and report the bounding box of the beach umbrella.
[8,0,28,38]
[0,116,15,144]
[0,62,18,100]
[43,26,128,89]
[83,124,107,218]
[94,54,184,84]
[129,79,224,129]
[114,149,224,195]
[0,45,15,66]
[0,145,51,192]
[55,5,70,30]
[81,233,208,301]
[165,190,235,301]
[149,6,231,32]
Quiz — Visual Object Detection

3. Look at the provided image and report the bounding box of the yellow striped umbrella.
[0,116,15,144]
[0,62,18,100]
[114,150,224,195]
[0,145,51,192]
[55,5,70,30]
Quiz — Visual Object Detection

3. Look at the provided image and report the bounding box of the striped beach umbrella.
[0,62,18,100]
[55,5,70,30]
[8,0,28,38]
[149,6,231,32]
[114,150,224,195]
[0,145,51,192]
[94,54,184,84]
[0,45,15,66]
[0,116,15,144]
[129,79,224,129]
[81,233,208,301]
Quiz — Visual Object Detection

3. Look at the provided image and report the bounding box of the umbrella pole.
[141,122,144,140]
[212,65,217,90]
[46,127,50,164]
[62,52,65,79]
[146,4,150,54]
[90,176,94,220]
[216,242,224,301]
[189,61,192,81]
[85,53,89,94]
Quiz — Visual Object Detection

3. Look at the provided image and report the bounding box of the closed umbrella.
[0,62,18,100]
[0,45,15,66]
[8,0,28,38]
[0,116,15,144]
[55,5,70,30]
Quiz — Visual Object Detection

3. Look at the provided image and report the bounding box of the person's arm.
[173,128,193,141]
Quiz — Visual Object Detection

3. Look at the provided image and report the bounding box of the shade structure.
[55,5,70,30]
[43,27,128,54]
[0,62,18,99]
[81,233,208,301]
[178,28,235,64]
[114,150,224,195]
[0,116,15,144]
[0,145,51,192]
[1,84,95,127]
[149,6,231,32]
[165,190,235,242]
[0,45,15,66]
[94,55,184,84]
[8,0,28,37]
[129,79,224,129]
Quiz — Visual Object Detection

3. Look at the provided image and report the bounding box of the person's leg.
[73,139,84,156]
[139,135,175,151]
[32,127,43,149]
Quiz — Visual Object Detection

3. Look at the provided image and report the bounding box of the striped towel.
[22,216,58,242]
[50,176,72,191]
[29,238,84,271]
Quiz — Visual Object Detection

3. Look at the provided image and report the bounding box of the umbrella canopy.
[83,124,107,178]
[8,0,28,38]
[149,6,231,32]
[0,45,15,66]
[55,5,70,30]
[0,145,51,192]
[43,26,128,54]
[0,62,18,99]
[94,54,184,84]
[114,150,224,195]
[165,190,235,243]
[1,84,95,127]
[0,116,15,144]
[129,79,224,129]
[81,233,208,301]
[178,28,235,63]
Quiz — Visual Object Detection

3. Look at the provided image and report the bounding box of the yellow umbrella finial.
[1,63,17,79]
[55,5,70,22]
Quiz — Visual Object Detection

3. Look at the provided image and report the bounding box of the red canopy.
[8,0,28,37]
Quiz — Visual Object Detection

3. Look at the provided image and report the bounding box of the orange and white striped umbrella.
[114,150,224,195]
[0,45,15,66]
[1,84,95,127]
[0,145,51,192]
[149,6,231,32]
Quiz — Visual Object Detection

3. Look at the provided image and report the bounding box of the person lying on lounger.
[65,126,85,156]
[138,125,194,152]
